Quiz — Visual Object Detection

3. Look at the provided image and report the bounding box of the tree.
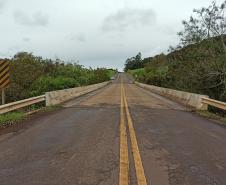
[124,52,145,71]
[174,1,226,99]
[177,0,226,53]
[131,1,226,103]
[4,52,111,103]
[194,1,226,54]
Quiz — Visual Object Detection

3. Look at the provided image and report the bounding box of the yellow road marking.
[119,79,129,185]
[122,84,148,185]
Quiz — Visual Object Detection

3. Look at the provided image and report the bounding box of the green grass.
[0,105,62,128]
[128,68,145,79]
[0,112,25,128]
[196,110,226,125]
[128,68,145,74]
[42,105,62,112]
[107,69,117,78]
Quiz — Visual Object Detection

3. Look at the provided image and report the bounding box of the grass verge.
[0,105,62,128]
[0,112,25,128]
[196,110,226,126]
[107,69,117,78]
[41,105,62,112]
[128,68,145,80]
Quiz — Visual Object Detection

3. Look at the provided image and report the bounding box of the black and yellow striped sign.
[0,60,10,89]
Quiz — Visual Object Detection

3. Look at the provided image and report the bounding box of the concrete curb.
[45,81,111,106]
[135,82,209,110]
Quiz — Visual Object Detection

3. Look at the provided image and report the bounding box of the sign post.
[1,88,5,105]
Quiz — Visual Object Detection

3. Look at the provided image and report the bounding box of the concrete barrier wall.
[45,81,110,106]
[135,82,209,110]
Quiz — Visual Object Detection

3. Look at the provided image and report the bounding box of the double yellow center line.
[119,80,148,185]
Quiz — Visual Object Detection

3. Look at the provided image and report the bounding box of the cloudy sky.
[0,0,222,70]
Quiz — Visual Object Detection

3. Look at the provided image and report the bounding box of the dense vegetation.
[3,52,116,103]
[126,1,226,103]
[124,53,148,71]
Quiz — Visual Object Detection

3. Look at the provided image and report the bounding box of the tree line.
[124,52,148,71]
[3,52,115,103]
[125,0,226,104]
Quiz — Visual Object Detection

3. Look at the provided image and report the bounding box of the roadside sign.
[0,60,10,89]
[0,60,10,105]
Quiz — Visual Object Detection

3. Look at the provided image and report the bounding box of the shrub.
[30,76,79,96]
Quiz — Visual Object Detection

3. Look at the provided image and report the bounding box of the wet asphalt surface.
[1,73,226,185]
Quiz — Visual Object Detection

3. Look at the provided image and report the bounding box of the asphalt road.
[1,73,226,185]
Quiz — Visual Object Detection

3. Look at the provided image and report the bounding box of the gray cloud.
[22,37,30,42]
[102,8,156,32]
[68,33,86,43]
[0,0,6,12]
[14,10,49,26]
[77,34,86,42]
[0,0,208,70]
[8,46,20,52]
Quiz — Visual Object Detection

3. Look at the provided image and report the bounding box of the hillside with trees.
[124,52,148,71]
[126,0,226,103]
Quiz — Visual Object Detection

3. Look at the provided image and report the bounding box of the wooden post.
[2,88,5,105]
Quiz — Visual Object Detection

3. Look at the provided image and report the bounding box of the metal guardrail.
[202,97,226,111]
[0,91,225,115]
[0,95,45,114]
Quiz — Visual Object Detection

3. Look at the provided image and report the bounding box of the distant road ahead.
[0,73,226,185]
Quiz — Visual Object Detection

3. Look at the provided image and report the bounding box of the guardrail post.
[45,93,51,106]
[197,98,208,110]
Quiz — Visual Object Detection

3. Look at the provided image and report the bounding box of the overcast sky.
[0,0,223,70]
